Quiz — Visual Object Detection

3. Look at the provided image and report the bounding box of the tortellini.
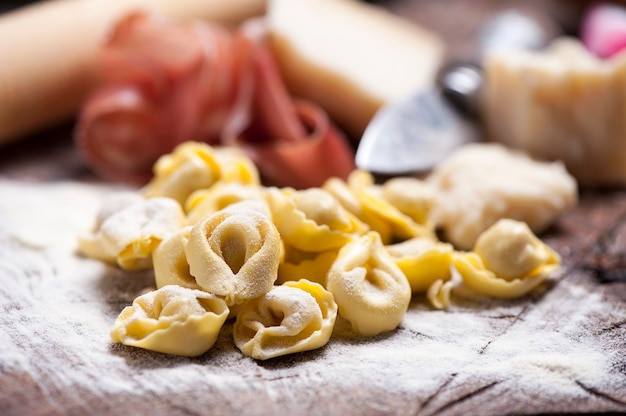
[278,245,338,287]
[233,279,338,360]
[78,138,570,360]
[143,142,224,206]
[78,194,185,270]
[326,232,411,336]
[153,226,201,290]
[144,142,260,207]
[324,170,433,244]
[185,182,268,224]
[453,219,561,299]
[185,203,281,306]
[426,279,454,310]
[266,187,366,252]
[110,285,229,357]
[379,176,435,226]
[386,237,454,293]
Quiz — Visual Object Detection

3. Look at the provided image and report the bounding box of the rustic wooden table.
[1,1,625,415]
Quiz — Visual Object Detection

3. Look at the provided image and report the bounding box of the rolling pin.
[0,0,267,146]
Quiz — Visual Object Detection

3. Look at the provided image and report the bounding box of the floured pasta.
[110,285,229,357]
[266,187,366,252]
[326,170,433,244]
[379,176,435,226]
[386,237,454,293]
[209,146,261,185]
[143,142,224,206]
[153,226,201,290]
[326,232,411,336]
[426,279,454,310]
[144,142,260,207]
[278,245,338,286]
[74,134,573,361]
[78,195,185,270]
[233,279,338,360]
[453,219,561,298]
[185,182,268,225]
[185,203,281,305]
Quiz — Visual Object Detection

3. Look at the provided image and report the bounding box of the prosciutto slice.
[76,12,355,188]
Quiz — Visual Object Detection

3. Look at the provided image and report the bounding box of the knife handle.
[438,9,561,119]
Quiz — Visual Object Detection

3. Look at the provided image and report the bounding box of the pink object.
[76,12,355,188]
[581,2,626,59]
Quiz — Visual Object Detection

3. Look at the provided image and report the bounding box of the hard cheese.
[266,0,445,140]
[482,37,626,188]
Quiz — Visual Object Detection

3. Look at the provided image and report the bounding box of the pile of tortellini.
[79,142,563,360]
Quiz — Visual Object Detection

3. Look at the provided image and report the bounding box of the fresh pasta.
[153,226,202,291]
[278,245,338,287]
[185,202,282,306]
[233,279,338,360]
[143,142,225,206]
[385,237,454,293]
[144,142,261,207]
[325,170,433,244]
[426,279,454,310]
[379,176,435,226]
[76,137,570,359]
[78,195,185,270]
[266,187,366,252]
[326,232,411,336]
[110,285,229,357]
[453,219,561,299]
[185,182,268,224]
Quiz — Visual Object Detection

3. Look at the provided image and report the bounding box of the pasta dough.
[185,203,281,305]
[326,232,411,336]
[427,143,577,250]
[110,285,229,357]
[233,279,338,360]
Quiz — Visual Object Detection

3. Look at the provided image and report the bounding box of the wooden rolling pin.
[0,0,267,145]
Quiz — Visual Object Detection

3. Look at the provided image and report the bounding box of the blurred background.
[1,0,38,13]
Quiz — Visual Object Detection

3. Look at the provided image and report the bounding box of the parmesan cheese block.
[267,0,445,140]
[482,37,626,188]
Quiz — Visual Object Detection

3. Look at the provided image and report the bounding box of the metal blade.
[355,88,478,175]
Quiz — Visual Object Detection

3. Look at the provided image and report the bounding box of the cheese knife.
[355,9,560,175]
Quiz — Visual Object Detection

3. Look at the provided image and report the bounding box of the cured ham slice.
[231,24,355,189]
[76,12,355,188]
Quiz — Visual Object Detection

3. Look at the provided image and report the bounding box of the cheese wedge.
[267,0,445,140]
[482,37,626,187]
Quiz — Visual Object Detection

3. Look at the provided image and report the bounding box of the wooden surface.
[1,1,626,415]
